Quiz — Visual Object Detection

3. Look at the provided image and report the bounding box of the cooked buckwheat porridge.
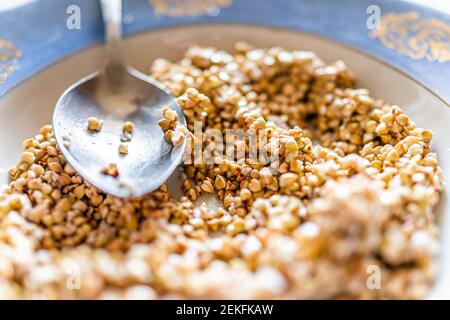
[0,42,444,299]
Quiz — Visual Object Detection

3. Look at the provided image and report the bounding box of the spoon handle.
[99,0,123,65]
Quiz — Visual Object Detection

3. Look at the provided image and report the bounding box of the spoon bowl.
[52,0,186,197]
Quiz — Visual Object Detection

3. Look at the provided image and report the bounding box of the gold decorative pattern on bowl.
[148,0,231,17]
[0,39,21,84]
[372,11,450,63]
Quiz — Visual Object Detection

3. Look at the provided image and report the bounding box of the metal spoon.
[52,0,186,198]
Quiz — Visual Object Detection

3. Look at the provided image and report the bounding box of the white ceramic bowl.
[1,24,448,299]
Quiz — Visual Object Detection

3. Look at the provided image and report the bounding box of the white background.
[409,0,450,14]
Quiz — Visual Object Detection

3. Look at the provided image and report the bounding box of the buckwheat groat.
[87,117,102,132]
[118,144,128,156]
[120,121,134,142]
[159,105,189,146]
[122,121,134,134]
[101,163,119,177]
[0,43,444,299]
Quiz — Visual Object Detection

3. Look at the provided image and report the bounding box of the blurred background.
[0,0,449,13]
